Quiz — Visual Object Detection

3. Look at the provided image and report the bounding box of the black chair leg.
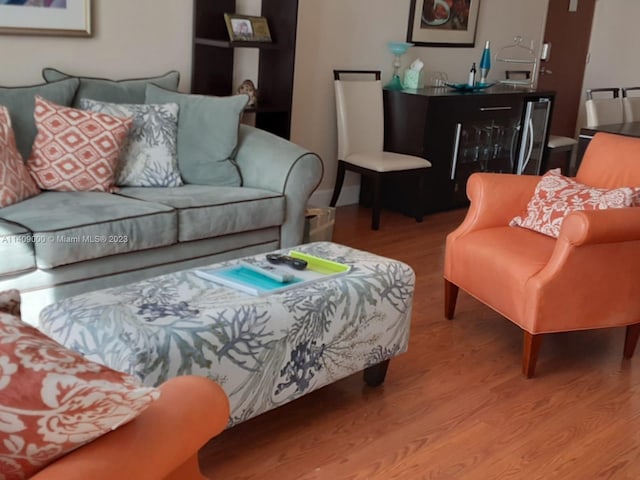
[330,161,347,207]
[371,173,382,230]
[414,171,424,223]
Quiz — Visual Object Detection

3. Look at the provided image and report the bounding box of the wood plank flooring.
[199,206,640,479]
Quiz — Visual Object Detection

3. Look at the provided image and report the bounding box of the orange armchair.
[444,132,640,377]
[31,375,229,480]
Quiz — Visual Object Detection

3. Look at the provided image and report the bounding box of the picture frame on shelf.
[224,13,272,42]
[407,0,480,48]
[0,0,91,37]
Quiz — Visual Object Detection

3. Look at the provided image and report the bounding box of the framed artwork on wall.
[407,0,480,47]
[0,0,91,37]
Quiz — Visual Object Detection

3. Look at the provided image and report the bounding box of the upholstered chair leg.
[414,171,424,223]
[522,331,543,378]
[623,323,640,358]
[330,161,347,207]
[371,173,382,230]
[444,279,459,320]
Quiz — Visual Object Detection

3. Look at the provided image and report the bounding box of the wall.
[578,0,640,131]
[0,0,549,205]
[0,0,193,90]
[293,0,549,204]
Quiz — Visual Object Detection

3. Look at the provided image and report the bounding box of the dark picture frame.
[407,0,480,47]
[224,13,272,42]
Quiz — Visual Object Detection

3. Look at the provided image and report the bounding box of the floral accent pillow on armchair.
[510,168,640,238]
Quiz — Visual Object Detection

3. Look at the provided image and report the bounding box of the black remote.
[266,254,308,270]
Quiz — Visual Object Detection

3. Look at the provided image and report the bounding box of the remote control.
[266,253,308,270]
[239,261,295,283]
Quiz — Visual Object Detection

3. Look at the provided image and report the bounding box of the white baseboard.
[308,185,360,207]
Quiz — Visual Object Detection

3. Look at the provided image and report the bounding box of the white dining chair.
[585,87,623,126]
[622,87,640,122]
[330,70,432,230]
[544,135,577,175]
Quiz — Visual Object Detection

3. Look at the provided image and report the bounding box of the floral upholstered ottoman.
[39,242,414,426]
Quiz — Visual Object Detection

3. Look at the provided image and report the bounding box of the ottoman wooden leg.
[364,359,390,387]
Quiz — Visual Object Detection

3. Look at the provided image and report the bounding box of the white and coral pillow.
[0,310,159,479]
[26,95,132,193]
[0,106,40,208]
[510,168,640,238]
[79,98,182,187]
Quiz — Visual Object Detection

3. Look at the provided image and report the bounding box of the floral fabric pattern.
[510,168,640,238]
[0,312,159,480]
[0,106,40,208]
[40,242,414,427]
[26,96,132,193]
[79,99,182,187]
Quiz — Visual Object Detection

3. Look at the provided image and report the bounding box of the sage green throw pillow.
[145,84,249,187]
[42,68,180,106]
[0,78,79,160]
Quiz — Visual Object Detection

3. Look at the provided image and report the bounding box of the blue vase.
[479,40,491,84]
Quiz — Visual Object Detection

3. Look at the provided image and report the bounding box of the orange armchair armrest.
[449,173,540,241]
[32,376,229,480]
[560,207,640,246]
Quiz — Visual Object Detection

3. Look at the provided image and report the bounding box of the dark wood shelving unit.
[191,0,298,139]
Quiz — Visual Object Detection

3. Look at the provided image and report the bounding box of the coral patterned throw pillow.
[0,106,40,208]
[510,168,640,238]
[26,96,131,192]
[0,311,159,479]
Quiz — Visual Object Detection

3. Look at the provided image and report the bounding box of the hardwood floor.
[200,206,640,479]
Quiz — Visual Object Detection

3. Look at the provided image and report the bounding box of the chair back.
[576,132,640,188]
[334,73,384,159]
[585,87,623,127]
[622,87,640,122]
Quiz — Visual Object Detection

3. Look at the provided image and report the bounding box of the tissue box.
[403,69,424,89]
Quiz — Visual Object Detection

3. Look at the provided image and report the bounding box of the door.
[433,94,524,210]
[537,0,596,137]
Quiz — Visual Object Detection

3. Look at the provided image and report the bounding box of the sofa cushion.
[0,106,40,208]
[42,68,180,107]
[0,220,35,276]
[118,185,285,242]
[0,192,177,269]
[27,96,132,193]
[0,310,159,479]
[79,98,182,187]
[145,84,248,187]
[0,78,79,160]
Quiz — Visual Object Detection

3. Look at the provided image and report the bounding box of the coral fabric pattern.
[510,168,640,238]
[26,96,131,192]
[0,312,159,479]
[0,107,40,208]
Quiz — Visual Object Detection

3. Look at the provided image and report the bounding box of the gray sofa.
[0,72,323,324]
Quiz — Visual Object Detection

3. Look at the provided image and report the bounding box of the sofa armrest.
[32,376,229,480]
[235,125,324,247]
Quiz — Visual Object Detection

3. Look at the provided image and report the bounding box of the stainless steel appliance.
[515,97,552,175]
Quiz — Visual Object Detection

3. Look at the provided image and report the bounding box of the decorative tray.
[445,82,495,92]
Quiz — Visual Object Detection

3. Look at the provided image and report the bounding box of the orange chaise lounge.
[444,132,640,377]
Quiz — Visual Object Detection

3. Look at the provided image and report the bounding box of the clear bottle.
[468,62,477,87]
